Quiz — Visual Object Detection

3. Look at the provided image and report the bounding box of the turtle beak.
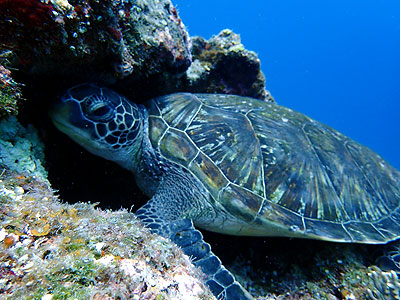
[49,97,94,146]
[49,98,71,132]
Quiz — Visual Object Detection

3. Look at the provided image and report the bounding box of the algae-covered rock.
[0,117,47,180]
[220,237,398,300]
[186,29,271,101]
[0,0,191,86]
[0,54,23,118]
[0,1,272,118]
[0,169,215,300]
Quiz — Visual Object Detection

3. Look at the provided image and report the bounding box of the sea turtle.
[50,84,400,300]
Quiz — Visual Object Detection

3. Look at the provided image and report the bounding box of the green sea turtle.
[50,84,400,299]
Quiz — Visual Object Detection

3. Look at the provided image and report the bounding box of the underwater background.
[1,1,400,298]
[174,0,400,169]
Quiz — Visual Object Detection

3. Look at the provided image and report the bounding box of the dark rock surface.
[185,29,271,101]
[0,1,269,120]
[0,0,191,87]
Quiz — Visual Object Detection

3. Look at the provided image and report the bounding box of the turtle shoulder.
[145,93,266,224]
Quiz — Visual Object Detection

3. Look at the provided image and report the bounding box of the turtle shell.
[146,93,400,244]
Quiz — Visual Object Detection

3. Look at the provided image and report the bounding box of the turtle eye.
[91,104,113,117]
[87,103,114,121]
[83,95,115,122]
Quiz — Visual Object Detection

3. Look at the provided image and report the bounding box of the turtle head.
[50,84,143,171]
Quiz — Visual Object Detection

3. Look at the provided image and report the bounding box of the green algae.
[0,51,23,118]
[0,83,19,118]
[0,70,23,119]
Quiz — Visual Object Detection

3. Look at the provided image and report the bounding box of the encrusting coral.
[0,117,47,180]
[0,169,215,300]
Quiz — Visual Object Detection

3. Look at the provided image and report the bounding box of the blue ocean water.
[173,0,400,169]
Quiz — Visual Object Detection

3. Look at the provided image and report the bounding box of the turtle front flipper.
[376,241,400,272]
[136,204,254,300]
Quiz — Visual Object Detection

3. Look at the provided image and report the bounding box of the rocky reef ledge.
[0,169,215,299]
[0,0,270,119]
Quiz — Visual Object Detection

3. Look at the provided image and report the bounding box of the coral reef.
[0,169,215,299]
[0,0,191,95]
[0,116,47,180]
[0,1,270,119]
[185,29,271,101]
